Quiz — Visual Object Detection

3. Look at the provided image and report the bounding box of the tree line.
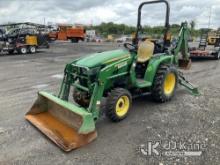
[86,21,203,38]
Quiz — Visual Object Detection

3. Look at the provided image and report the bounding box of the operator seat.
[137,40,155,63]
[135,40,155,78]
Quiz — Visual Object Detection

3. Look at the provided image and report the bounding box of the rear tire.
[152,65,178,103]
[29,46,36,53]
[18,47,27,54]
[105,88,132,122]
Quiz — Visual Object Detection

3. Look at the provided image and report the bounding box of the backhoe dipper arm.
[173,22,190,64]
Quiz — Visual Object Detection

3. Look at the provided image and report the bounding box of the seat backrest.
[137,40,155,63]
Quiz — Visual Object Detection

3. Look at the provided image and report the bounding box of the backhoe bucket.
[178,59,192,70]
[25,91,97,152]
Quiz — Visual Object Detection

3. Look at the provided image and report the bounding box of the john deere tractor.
[25,0,199,152]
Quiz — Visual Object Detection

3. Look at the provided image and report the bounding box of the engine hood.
[75,49,130,68]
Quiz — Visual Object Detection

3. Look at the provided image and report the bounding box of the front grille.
[71,64,90,87]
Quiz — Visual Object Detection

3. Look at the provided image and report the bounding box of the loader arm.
[58,63,76,101]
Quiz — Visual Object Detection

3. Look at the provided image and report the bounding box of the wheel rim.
[164,73,176,95]
[30,47,36,53]
[115,96,130,117]
[21,48,27,54]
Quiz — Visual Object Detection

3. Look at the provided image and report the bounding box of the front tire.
[105,88,132,122]
[152,65,178,102]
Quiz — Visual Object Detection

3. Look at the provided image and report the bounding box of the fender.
[144,54,174,83]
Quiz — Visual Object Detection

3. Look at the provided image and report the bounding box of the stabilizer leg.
[178,71,200,96]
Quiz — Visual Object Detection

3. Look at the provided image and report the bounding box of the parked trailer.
[190,49,220,60]
[190,33,220,60]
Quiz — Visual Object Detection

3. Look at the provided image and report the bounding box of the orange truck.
[48,25,85,43]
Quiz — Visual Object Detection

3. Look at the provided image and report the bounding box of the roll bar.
[134,0,170,47]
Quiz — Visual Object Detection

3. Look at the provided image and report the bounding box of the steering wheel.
[124,43,137,52]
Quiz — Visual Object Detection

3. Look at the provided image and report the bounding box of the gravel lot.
[0,42,219,165]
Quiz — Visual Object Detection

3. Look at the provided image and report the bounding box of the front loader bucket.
[25,91,97,152]
[178,59,192,70]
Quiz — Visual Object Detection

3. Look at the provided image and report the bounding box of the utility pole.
[208,6,212,29]
[43,17,46,26]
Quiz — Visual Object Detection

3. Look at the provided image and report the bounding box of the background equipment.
[0,22,49,54]
[190,31,220,60]
[48,24,85,43]
[207,30,220,45]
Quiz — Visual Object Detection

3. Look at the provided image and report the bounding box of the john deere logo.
[117,62,127,69]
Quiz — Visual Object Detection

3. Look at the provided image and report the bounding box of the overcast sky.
[0,0,219,29]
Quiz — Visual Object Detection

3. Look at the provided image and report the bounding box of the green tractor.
[25,0,199,152]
